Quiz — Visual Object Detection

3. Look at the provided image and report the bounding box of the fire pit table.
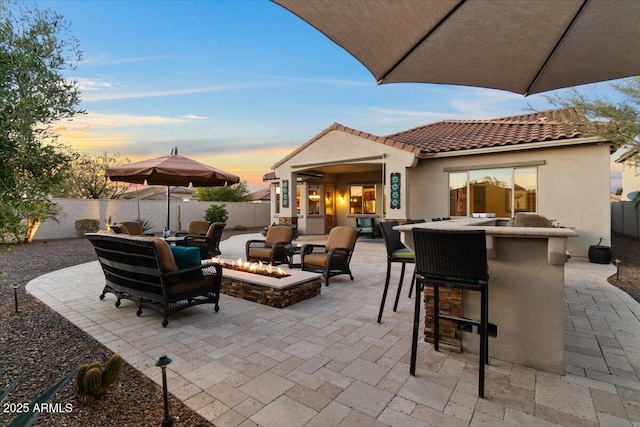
[210,258,322,308]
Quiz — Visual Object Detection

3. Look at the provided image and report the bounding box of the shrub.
[204,204,228,223]
[75,219,99,237]
[136,218,154,233]
[233,225,247,231]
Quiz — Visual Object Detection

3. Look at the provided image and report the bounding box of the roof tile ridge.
[384,120,448,137]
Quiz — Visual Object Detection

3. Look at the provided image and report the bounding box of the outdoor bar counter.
[395,218,578,375]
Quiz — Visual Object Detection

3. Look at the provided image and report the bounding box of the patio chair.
[246,225,293,265]
[301,226,358,286]
[377,221,415,323]
[115,221,153,236]
[184,222,226,259]
[175,220,210,237]
[410,228,489,398]
[355,217,375,238]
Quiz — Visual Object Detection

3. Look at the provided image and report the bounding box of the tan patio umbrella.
[273,0,640,96]
[106,147,240,230]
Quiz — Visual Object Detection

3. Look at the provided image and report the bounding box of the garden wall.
[33,198,270,240]
[611,201,640,238]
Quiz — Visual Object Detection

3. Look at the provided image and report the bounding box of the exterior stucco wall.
[272,130,416,229]
[409,143,611,257]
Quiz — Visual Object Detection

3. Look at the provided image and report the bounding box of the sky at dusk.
[39,0,625,191]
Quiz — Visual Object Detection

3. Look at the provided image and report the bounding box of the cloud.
[55,112,187,130]
[80,82,275,102]
[370,108,454,122]
[75,78,114,92]
[181,114,207,120]
[81,54,175,67]
[245,72,371,87]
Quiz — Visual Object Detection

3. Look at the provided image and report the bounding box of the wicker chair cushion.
[117,221,143,235]
[265,226,293,248]
[248,247,274,260]
[325,226,357,251]
[303,252,328,267]
[169,246,201,270]
[151,238,178,273]
[187,220,210,235]
[391,248,415,259]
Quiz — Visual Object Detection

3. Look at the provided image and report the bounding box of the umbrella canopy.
[106,148,240,230]
[274,0,640,96]
[106,148,240,188]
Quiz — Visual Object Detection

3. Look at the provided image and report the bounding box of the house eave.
[415,136,607,159]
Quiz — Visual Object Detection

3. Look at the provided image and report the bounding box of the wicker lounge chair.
[301,226,358,286]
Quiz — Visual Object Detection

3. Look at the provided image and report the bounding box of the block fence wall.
[612,201,640,238]
[34,198,270,240]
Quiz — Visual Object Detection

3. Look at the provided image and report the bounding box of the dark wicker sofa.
[86,232,222,327]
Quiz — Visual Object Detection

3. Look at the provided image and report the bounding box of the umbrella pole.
[167,186,171,230]
[136,184,141,220]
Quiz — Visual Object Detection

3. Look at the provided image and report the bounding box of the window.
[296,184,301,215]
[274,185,280,214]
[449,172,468,216]
[449,167,537,217]
[308,184,321,215]
[350,185,376,214]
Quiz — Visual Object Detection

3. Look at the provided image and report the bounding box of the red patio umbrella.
[106,148,240,230]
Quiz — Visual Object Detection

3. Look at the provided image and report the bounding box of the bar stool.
[410,228,489,398]
[377,221,415,323]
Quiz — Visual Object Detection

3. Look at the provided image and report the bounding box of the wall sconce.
[339,195,345,203]
[156,354,173,427]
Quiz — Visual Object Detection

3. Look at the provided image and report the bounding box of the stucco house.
[615,149,640,201]
[264,108,612,257]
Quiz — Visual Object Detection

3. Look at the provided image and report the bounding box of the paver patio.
[27,233,640,426]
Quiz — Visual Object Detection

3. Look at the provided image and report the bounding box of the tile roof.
[268,108,593,174]
[384,108,586,155]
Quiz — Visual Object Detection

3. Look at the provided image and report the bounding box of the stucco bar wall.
[398,218,577,375]
[409,144,611,258]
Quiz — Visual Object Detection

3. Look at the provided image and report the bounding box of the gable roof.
[385,108,586,155]
[271,122,420,170]
[269,108,593,173]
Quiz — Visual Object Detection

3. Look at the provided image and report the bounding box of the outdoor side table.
[163,236,186,246]
[285,244,302,268]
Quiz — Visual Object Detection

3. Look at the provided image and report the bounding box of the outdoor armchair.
[301,226,358,286]
[355,217,375,238]
[176,220,210,237]
[115,221,153,236]
[246,225,293,265]
[184,222,226,259]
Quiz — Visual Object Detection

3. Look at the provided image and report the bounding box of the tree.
[196,180,253,202]
[0,1,83,242]
[546,76,640,152]
[54,151,131,199]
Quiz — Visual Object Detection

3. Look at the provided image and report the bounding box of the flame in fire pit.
[211,257,290,279]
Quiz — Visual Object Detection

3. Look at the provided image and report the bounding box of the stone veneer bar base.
[220,264,321,308]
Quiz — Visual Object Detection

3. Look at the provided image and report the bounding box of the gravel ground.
[608,231,640,303]
[1,228,638,426]
[0,227,261,427]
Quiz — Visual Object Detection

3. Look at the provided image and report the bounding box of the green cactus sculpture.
[76,353,123,403]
